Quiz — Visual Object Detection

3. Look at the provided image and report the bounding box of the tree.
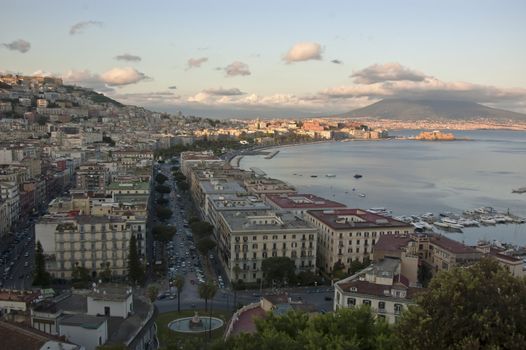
[262,257,296,286]
[155,184,171,194]
[198,281,217,312]
[221,306,396,350]
[174,274,185,312]
[33,241,51,287]
[197,237,217,256]
[146,284,159,303]
[156,207,173,221]
[397,258,526,350]
[156,197,169,206]
[152,224,176,242]
[71,265,91,287]
[232,264,242,312]
[332,261,347,280]
[155,173,168,184]
[177,180,189,191]
[99,262,112,282]
[190,221,214,237]
[127,235,144,285]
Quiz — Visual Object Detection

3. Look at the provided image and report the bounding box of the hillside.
[341,99,526,121]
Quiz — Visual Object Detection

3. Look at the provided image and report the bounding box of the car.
[24,261,29,267]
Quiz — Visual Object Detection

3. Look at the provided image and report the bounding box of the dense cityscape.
[2,1,526,350]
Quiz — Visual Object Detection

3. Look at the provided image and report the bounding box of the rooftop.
[200,179,246,195]
[373,235,413,253]
[60,314,106,329]
[221,210,317,232]
[307,209,411,230]
[266,193,346,210]
[0,289,40,303]
[208,194,271,211]
[429,234,480,254]
[0,321,79,350]
[106,181,150,191]
[88,284,132,302]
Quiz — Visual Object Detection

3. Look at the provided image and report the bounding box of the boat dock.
[250,167,266,176]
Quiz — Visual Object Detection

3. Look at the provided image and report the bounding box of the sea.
[239,130,526,246]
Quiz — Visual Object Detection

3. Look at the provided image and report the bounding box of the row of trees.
[220,259,526,350]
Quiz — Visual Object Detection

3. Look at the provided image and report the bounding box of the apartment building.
[334,258,422,324]
[305,209,414,274]
[0,181,20,230]
[35,215,136,279]
[76,163,108,192]
[265,193,346,218]
[216,210,318,284]
[179,151,223,178]
[243,177,296,199]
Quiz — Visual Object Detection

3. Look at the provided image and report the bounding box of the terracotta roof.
[307,209,411,230]
[337,279,422,299]
[373,235,413,252]
[0,321,77,350]
[429,234,479,254]
[0,289,40,303]
[266,194,346,210]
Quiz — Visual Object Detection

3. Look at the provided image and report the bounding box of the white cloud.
[100,67,149,86]
[351,63,427,84]
[32,70,55,77]
[2,39,31,53]
[114,53,142,62]
[69,21,103,35]
[187,57,208,69]
[62,69,113,92]
[224,61,251,77]
[283,42,322,63]
[202,87,246,96]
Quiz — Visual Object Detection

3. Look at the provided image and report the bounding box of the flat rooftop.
[60,314,106,329]
[0,289,40,303]
[221,210,316,232]
[267,193,346,210]
[208,194,271,211]
[200,179,246,195]
[307,209,411,230]
[88,284,132,302]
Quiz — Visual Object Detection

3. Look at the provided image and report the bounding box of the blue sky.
[1,0,525,117]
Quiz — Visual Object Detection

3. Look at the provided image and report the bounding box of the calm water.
[240,130,526,245]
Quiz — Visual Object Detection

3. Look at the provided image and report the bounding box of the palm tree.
[174,274,185,312]
[198,281,217,312]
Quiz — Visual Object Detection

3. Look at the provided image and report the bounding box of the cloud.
[69,21,103,35]
[283,42,322,63]
[351,63,427,84]
[168,85,177,90]
[202,87,246,96]
[114,53,142,62]
[32,70,56,77]
[187,57,208,69]
[62,69,114,92]
[100,67,150,86]
[2,39,31,53]
[224,61,251,77]
[319,64,526,106]
[331,59,343,65]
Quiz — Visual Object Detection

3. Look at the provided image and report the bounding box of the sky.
[1,0,526,118]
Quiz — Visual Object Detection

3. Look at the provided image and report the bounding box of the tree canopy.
[156,207,173,221]
[33,241,51,287]
[197,237,217,256]
[190,220,214,237]
[155,184,171,194]
[127,235,144,285]
[152,224,177,242]
[221,306,396,350]
[198,281,218,312]
[397,258,526,350]
[261,257,296,286]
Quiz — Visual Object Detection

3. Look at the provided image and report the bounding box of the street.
[0,219,35,290]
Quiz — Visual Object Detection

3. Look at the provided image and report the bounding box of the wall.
[60,320,107,350]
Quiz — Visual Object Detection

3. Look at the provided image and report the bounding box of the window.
[363,299,371,306]
[394,304,403,314]
[378,301,385,310]
[347,298,356,306]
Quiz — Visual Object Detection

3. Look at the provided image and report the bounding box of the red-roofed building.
[476,243,525,277]
[305,209,414,274]
[266,193,346,218]
[334,257,423,324]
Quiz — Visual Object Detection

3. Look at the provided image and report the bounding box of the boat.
[310,175,318,178]
[480,218,496,225]
[433,221,450,228]
[354,174,363,179]
[512,187,526,194]
[325,174,336,178]
[358,193,366,198]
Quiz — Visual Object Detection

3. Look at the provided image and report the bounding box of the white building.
[333,258,422,324]
[59,314,108,350]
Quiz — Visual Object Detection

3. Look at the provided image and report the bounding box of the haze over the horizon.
[1,0,526,118]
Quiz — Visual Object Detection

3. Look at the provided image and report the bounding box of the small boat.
[480,218,496,225]
[325,174,336,178]
[358,193,366,198]
[354,174,363,179]
[310,175,318,178]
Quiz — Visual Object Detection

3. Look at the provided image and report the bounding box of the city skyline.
[2,0,526,117]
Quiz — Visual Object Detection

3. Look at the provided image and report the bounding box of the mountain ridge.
[339,99,526,121]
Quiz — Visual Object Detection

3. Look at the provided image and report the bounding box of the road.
[0,220,35,290]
